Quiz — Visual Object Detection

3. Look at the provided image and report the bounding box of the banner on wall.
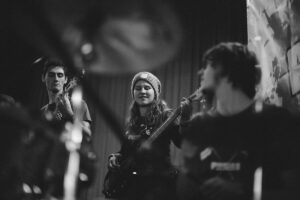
[247,0,300,112]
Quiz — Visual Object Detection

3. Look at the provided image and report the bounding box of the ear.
[222,76,231,85]
[213,66,224,84]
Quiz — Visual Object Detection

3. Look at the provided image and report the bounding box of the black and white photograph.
[1,0,300,200]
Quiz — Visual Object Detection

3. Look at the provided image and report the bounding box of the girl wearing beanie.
[106,72,185,200]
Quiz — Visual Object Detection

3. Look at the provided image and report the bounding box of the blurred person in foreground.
[177,42,300,200]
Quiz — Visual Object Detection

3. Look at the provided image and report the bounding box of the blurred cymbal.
[11,0,183,74]
[84,12,182,74]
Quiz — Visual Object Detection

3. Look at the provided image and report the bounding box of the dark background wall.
[1,0,247,199]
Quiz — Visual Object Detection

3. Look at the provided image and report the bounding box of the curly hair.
[202,42,261,98]
[126,99,171,134]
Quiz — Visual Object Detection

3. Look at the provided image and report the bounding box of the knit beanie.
[131,72,161,100]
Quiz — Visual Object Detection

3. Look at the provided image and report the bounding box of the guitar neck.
[147,106,182,144]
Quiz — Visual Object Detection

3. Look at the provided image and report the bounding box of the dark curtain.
[21,0,247,199]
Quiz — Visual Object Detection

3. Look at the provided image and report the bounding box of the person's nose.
[53,74,59,81]
[140,87,146,93]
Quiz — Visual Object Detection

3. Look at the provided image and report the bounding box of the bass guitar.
[103,88,203,198]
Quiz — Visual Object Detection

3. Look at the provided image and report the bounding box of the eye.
[144,86,151,90]
[57,73,64,78]
[134,86,141,91]
[48,72,55,77]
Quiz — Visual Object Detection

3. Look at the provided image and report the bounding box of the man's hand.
[199,176,244,200]
[180,97,193,122]
[56,94,74,116]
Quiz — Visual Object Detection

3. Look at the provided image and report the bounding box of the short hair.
[202,42,261,98]
[42,59,68,78]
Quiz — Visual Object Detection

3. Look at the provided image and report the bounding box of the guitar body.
[103,169,127,198]
[103,107,182,199]
[103,154,138,198]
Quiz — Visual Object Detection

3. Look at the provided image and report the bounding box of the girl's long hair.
[126,99,171,134]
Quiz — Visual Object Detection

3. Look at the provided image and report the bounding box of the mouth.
[50,84,61,90]
[139,95,148,100]
[52,83,60,86]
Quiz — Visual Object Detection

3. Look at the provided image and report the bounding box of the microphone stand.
[63,87,83,200]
